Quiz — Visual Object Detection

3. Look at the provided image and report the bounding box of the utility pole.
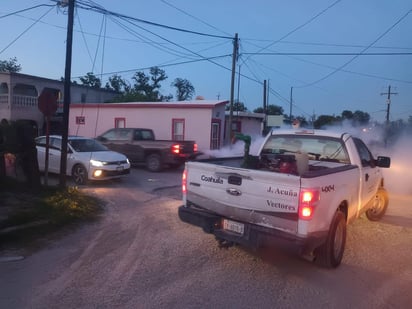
[380,85,397,124]
[381,85,397,147]
[289,86,293,124]
[226,33,238,145]
[263,80,267,134]
[59,0,75,187]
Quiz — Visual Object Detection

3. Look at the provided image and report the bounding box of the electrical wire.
[0,4,55,19]
[75,0,233,40]
[295,8,412,88]
[160,0,232,37]
[241,0,342,65]
[71,54,232,79]
[242,52,412,56]
[0,5,55,55]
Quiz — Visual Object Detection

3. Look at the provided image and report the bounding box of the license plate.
[116,166,124,171]
[223,219,244,235]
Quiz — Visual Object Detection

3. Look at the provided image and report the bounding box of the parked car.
[36,135,130,184]
[96,128,199,172]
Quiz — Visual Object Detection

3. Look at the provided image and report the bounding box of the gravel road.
[0,168,411,309]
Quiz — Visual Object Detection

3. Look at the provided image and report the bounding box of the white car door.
[47,137,63,174]
[353,138,381,207]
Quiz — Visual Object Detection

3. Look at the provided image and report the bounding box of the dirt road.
[0,168,411,308]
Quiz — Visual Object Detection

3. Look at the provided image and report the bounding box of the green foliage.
[253,104,283,115]
[0,57,21,72]
[314,115,338,129]
[171,78,195,101]
[43,187,102,223]
[79,72,102,88]
[226,101,248,112]
[105,74,131,93]
[0,184,103,230]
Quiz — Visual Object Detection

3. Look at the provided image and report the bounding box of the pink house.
[68,100,228,152]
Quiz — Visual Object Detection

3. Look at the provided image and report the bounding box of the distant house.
[0,72,118,134]
[69,100,229,151]
[227,111,265,138]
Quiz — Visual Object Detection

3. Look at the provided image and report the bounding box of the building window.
[81,93,87,103]
[232,120,241,133]
[0,83,8,94]
[115,118,126,128]
[76,116,85,125]
[172,119,185,141]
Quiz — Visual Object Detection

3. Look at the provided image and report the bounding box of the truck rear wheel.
[314,210,346,268]
[146,154,162,172]
[365,188,389,221]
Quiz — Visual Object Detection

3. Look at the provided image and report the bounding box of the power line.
[160,0,232,37]
[72,54,232,79]
[0,5,55,55]
[74,0,233,40]
[242,39,412,51]
[295,8,412,88]
[0,4,55,19]
[241,0,342,65]
[243,52,412,56]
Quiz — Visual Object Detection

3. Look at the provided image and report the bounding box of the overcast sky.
[1,0,411,123]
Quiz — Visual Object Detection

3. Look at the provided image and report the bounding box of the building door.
[210,119,221,150]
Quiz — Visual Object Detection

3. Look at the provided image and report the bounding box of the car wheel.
[72,164,88,185]
[365,188,389,221]
[314,210,346,268]
[146,154,162,172]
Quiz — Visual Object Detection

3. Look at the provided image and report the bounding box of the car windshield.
[69,139,108,152]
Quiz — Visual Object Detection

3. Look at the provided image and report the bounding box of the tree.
[0,57,21,73]
[253,104,283,115]
[226,101,247,112]
[105,74,130,93]
[171,78,195,101]
[132,67,169,101]
[352,110,370,125]
[341,110,353,120]
[314,115,338,129]
[79,72,101,88]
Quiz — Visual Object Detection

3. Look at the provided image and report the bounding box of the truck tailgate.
[185,161,301,233]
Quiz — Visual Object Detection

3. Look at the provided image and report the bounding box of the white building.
[0,72,117,134]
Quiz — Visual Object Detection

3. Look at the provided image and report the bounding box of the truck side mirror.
[375,156,391,168]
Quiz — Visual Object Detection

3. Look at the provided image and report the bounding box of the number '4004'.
[322,185,335,193]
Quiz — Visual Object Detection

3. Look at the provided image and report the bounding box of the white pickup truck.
[178,129,391,268]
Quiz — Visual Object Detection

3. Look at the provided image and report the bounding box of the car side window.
[51,138,62,151]
[133,131,142,141]
[36,137,46,147]
[353,138,374,167]
[141,130,154,140]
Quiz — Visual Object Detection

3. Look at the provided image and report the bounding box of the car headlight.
[90,159,104,167]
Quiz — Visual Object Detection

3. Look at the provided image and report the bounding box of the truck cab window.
[353,138,374,167]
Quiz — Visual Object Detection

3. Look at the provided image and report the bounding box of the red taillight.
[182,169,187,194]
[172,144,180,154]
[194,143,198,152]
[299,189,320,220]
